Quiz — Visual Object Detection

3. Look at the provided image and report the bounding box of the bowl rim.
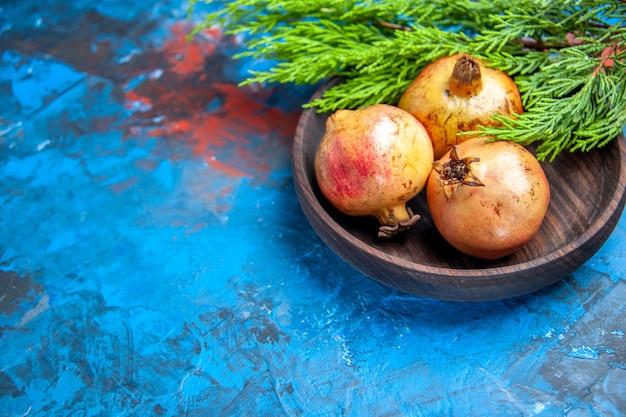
[293,78,626,284]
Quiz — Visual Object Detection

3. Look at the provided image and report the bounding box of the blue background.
[1,0,625,416]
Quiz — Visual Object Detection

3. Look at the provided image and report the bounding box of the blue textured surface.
[1,1,626,416]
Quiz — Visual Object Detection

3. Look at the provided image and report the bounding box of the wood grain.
[292,78,626,301]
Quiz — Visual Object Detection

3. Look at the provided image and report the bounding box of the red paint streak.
[206,83,300,139]
[207,153,252,178]
[132,80,301,179]
[164,23,220,76]
[125,91,152,110]
[2,7,305,225]
[117,20,302,181]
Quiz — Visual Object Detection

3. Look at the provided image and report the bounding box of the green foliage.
[190,0,626,161]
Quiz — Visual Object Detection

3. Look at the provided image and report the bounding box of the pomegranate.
[315,104,434,237]
[398,54,524,159]
[426,138,550,259]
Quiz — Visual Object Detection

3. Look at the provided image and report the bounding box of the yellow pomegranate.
[398,54,523,159]
[315,104,434,237]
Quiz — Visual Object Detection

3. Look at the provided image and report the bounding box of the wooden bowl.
[292,78,626,302]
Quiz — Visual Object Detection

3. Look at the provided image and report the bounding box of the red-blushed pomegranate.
[426,138,550,259]
[315,104,434,237]
[398,54,524,159]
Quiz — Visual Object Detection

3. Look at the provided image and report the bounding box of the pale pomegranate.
[398,54,524,159]
[426,138,550,259]
[315,104,434,237]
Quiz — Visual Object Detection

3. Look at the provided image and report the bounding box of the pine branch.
[481,70,626,162]
[189,0,626,161]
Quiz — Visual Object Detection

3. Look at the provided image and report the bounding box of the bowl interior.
[294,80,626,275]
